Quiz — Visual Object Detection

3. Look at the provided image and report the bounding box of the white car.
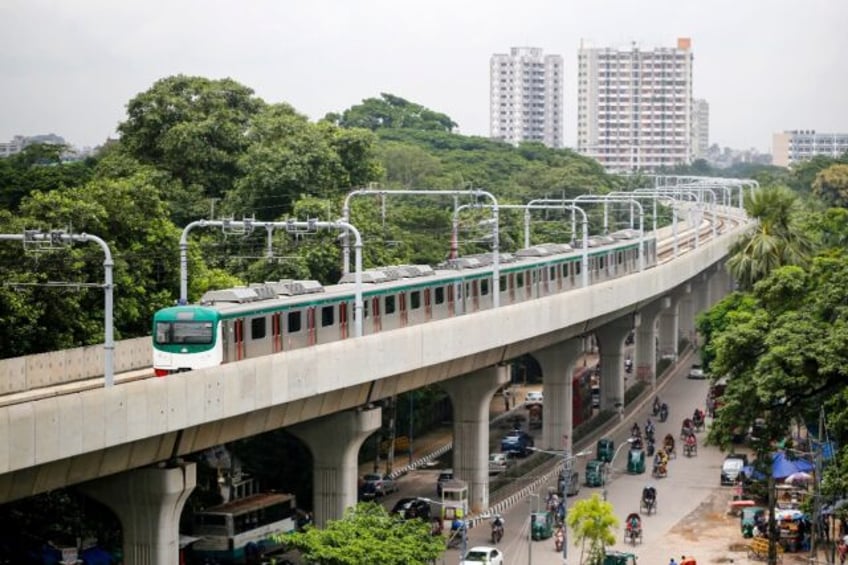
[460,546,504,565]
[488,453,509,474]
[688,364,706,379]
[525,391,543,405]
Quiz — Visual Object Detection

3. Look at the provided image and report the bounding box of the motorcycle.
[646,437,655,457]
[659,403,669,423]
[491,521,504,544]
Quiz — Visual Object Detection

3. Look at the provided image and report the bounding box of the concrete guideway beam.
[636,297,671,388]
[289,407,381,527]
[532,339,581,452]
[79,462,196,565]
[595,316,637,412]
[441,365,509,513]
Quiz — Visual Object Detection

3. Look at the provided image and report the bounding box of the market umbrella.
[771,451,815,480]
[785,471,813,484]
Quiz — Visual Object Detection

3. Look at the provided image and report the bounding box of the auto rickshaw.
[530,510,555,540]
[740,506,766,538]
[585,459,606,487]
[597,438,615,463]
[627,448,646,474]
[604,550,638,565]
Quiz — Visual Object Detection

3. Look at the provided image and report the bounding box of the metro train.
[152,229,656,375]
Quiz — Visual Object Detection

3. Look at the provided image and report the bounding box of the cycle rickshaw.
[640,485,657,515]
[683,433,698,457]
[624,512,642,545]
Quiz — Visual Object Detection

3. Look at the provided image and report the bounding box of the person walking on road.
[669,558,677,565]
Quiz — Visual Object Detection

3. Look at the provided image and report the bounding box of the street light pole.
[527,445,592,565]
[603,437,635,500]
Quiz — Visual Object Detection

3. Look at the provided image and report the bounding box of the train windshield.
[155,321,214,345]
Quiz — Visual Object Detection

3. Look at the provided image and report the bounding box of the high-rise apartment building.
[692,99,709,160]
[490,47,563,148]
[577,38,694,171]
[772,130,848,167]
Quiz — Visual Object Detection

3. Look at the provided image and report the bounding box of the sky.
[1,0,846,154]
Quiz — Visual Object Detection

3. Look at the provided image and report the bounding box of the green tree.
[278,502,444,565]
[0,143,95,211]
[566,493,618,565]
[812,163,848,208]
[118,75,265,198]
[224,104,381,220]
[726,185,813,289]
[328,93,457,132]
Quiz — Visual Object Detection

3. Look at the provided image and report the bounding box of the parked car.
[688,364,706,379]
[436,469,454,496]
[489,453,509,475]
[361,473,397,497]
[460,546,504,565]
[391,497,432,521]
[721,454,749,485]
[500,430,535,457]
[525,391,544,405]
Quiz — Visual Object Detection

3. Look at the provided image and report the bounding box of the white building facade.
[692,99,709,160]
[490,47,563,148]
[772,130,848,168]
[577,38,694,172]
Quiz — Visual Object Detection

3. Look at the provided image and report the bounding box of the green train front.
[153,306,223,376]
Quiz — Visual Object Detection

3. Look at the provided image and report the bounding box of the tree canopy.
[566,494,618,565]
[277,503,444,565]
[325,93,457,133]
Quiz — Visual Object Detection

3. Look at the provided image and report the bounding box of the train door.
[272,313,282,352]
[339,302,349,339]
[234,319,245,361]
[371,296,382,332]
[399,292,408,326]
[447,284,455,316]
[424,288,432,320]
[525,270,532,300]
[508,273,516,303]
[454,280,465,315]
[471,280,479,311]
[307,307,316,345]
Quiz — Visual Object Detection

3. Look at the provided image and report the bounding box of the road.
[432,361,723,565]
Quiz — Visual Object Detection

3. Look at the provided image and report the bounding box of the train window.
[251,317,266,340]
[434,287,445,304]
[410,290,421,309]
[156,321,213,345]
[599,256,605,270]
[385,295,396,315]
[321,306,334,327]
[480,278,489,296]
[575,261,581,275]
[363,300,369,318]
[288,311,302,333]
[550,266,556,280]
[499,275,507,292]
[617,251,623,265]
[516,272,524,287]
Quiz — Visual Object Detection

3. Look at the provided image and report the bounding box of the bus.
[189,492,297,564]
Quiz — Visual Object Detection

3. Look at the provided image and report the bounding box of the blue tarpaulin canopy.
[742,451,815,480]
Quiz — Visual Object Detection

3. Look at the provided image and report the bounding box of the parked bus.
[189,492,297,564]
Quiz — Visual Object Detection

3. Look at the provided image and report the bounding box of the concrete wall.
[0,338,151,395]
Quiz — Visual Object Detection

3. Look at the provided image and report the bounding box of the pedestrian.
[669,558,677,565]
[838,539,847,565]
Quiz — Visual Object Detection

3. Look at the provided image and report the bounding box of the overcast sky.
[1,0,846,153]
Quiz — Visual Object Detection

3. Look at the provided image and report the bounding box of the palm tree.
[727,185,814,290]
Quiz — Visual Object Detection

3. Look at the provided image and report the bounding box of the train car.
[153,231,657,376]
